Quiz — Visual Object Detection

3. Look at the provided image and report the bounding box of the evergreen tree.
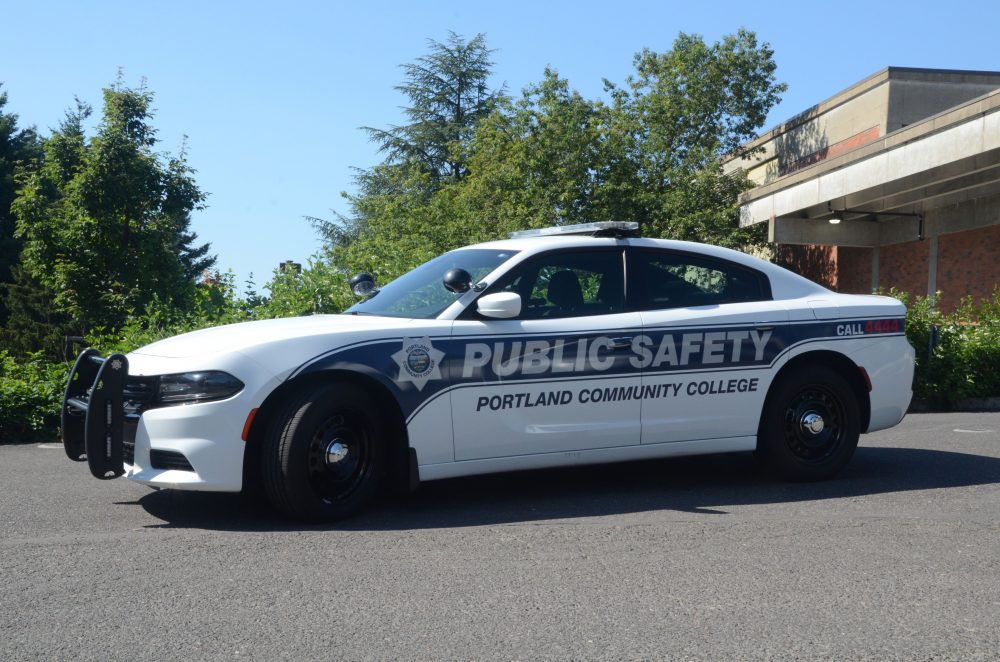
[364,32,504,182]
[312,32,504,258]
[165,145,216,280]
[0,85,42,328]
[0,265,76,359]
[302,30,784,308]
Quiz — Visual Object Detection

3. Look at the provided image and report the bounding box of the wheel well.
[242,370,410,493]
[760,350,871,435]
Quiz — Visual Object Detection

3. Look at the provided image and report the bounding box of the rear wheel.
[758,365,861,481]
[262,382,386,522]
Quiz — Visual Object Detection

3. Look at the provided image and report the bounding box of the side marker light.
[241,408,258,441]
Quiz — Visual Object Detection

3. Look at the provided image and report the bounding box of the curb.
[909,397,1000,413]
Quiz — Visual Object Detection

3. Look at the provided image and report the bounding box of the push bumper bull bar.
[61,349,130,479]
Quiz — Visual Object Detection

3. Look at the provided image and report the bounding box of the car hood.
[132,314,422,359]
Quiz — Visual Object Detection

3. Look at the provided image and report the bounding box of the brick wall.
[836,247,873,294]
[774,223,999,311]
[878,240,928,302]
[937,223,1000,311]
[776,244,837,288]
[776,245,875,293]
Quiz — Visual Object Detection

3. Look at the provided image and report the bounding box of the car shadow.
[135,445,1000,532]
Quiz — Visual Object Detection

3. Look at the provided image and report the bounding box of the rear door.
[450,247,643,460]
[629,248,787,444]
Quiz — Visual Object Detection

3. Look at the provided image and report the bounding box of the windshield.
[345,248,519,318]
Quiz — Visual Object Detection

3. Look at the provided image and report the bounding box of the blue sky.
[2,0,997,289]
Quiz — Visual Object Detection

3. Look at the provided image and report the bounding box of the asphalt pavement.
[2,412,999,660]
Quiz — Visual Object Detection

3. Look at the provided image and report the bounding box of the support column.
[871,248,880,292]
[927,235,938,297]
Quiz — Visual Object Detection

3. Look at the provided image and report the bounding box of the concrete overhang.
[739,88,1000,246]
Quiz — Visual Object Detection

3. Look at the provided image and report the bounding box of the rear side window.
[632,250,770,310]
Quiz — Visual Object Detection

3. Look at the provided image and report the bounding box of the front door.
[450,248,643,461]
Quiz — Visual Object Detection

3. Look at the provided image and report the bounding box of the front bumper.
[62,348,280,493]
[123,394,254,492]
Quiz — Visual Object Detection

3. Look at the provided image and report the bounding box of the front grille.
[123,422,136,464]
[122,376,157,465]
[124,376,157,414]
[150,449,195,472]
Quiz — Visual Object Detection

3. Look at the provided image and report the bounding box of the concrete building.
[724,67,1000,310]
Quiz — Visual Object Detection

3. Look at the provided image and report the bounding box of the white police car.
[62,222,914,521]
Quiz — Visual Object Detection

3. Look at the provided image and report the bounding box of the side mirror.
[443,268,473,293]
[477,292,521,319]
[349,272,376,297]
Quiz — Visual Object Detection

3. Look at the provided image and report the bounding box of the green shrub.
[890,287,1000,406]
[964,291,1000,399]
[0,272,267,443]
[88,272,268,355]
[0,350,67,442]
[5,281,998,445]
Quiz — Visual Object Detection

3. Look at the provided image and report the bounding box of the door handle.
[609,336,633,350]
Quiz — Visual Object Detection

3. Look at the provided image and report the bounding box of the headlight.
[156,371,244,404]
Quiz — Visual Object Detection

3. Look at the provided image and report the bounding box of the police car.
[62,222,914,521]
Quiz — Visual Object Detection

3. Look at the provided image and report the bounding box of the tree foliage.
[0,86,42,328]
[11,80,215,333]
[454,69,605,235]
[363,31,503,183]
[314,33,506,261]
[313,30,783,293]
[597,29,784,244]
[0,264,75,359]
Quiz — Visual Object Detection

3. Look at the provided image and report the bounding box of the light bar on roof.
[508,221,639,239]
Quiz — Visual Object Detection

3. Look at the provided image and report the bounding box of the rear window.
[633,250,770,310]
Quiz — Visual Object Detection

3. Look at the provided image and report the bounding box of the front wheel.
[262,383,386,522]
[758,365,861,481]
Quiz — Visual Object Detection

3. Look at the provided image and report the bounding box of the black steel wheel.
[758,365,861,481]
[263,382,386,522]
[305,411,374,505]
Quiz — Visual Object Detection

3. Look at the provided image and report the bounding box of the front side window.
[346,249,518,319]
[485,250,625,319]
[633,250,770,310]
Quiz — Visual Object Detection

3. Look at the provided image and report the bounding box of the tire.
[757,365,861,481]
[262,382,386,522]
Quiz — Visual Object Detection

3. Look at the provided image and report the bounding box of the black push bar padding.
[61,349,130,479]
[62,349,103,462]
